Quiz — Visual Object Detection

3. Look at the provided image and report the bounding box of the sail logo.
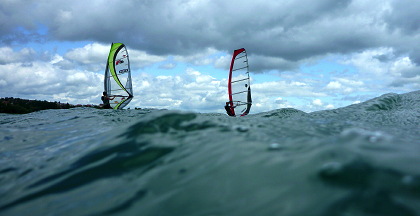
[119,69,129,74]
[116,59,124,65]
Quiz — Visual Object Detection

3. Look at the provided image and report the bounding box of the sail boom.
[111,88,128,92]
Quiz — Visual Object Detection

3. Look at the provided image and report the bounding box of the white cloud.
[63,43,167,71]
[388,57,420,88]
[66,72,90,83]
[326,104,334,109]
[129,49,167,68]
[159,63,176,69]
[326,81,342,90]
[214,55,230,70]
[0,47,103,103]
[335,78,364,87]
[130,70,225,112]
[340,47,420,91]
[174,48,219,65]
[291,82,307,86]
[0,47,36,64]
[324,78,365,94]
[253,81,325,97]
[312,99,323,106]
[0,79,6,87]
[50,54,64,64]
[340,48,393,76]
[64,43,108,65]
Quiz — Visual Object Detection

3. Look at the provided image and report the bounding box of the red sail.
[226,48,252,116]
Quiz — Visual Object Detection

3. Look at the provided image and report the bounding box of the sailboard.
[104,43,133,109]
[225,48,252,116]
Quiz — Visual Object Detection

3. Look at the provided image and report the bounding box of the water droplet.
[319,162,343,176]
[234,125,248,132]
[179,168,187,174]
[268,143,282,151]
[341,128,392,143]
[3,136,13,141]
[401,175,414,185]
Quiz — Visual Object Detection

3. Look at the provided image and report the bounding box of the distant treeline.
[0,97,97,114]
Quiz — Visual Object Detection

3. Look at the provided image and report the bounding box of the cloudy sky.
[1,0,419,113]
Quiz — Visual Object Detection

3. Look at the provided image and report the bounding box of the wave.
[343,90,419,112]
[258,108,307,118]
[318,159,420,216]
[362,93,403,111]
[1,91,419,215]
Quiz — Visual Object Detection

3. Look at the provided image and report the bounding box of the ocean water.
[0,91,419,216]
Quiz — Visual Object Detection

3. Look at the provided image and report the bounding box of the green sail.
[104,43,133,109]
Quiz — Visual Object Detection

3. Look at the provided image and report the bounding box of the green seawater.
[0,91,419,216]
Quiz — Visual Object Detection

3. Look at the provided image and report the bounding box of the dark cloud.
[249,55,300,73]
[374,53,395,62]
[400,67,420,78]
[0,31,47,45]
[1,0,420,69]
[384,0,420,35]
[388,65,420,88]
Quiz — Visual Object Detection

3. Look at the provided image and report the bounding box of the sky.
[0,0,419,114]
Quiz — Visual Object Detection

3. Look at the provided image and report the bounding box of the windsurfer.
[101,91,115,109]
[224,102,235,116]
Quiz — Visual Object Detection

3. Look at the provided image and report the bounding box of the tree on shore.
[0,97,80,114]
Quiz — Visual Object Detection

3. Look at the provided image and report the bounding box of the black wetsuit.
[224,105,235,116]
[101,96,111,109]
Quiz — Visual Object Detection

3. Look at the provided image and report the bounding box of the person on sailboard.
[101,91,115,109]
[224,102,235,116]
